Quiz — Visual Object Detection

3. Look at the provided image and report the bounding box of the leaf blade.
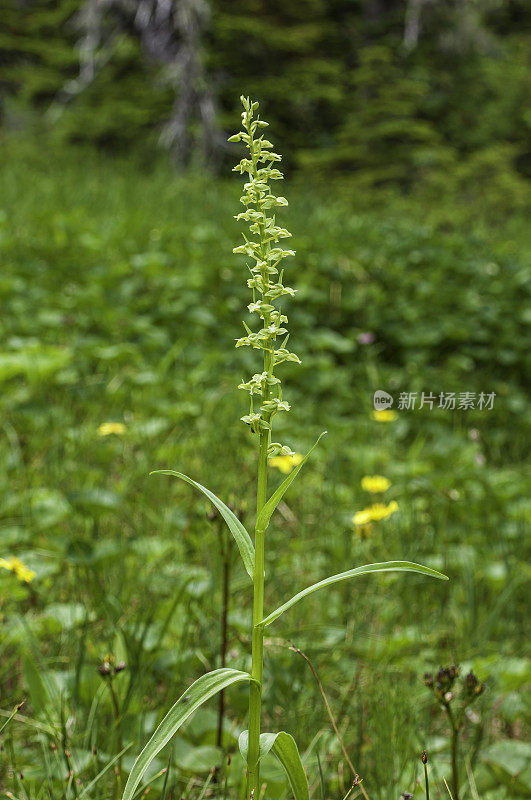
[260,561,448,627]
[257,432,327,532]
[239,730,309,800]
[122,669,254,800]
[150,470,255,580]
[270,732,309,800]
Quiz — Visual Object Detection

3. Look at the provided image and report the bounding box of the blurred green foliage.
[0,139,529,797]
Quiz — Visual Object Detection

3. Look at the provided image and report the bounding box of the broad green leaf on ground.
[122,669,255,800]
[150,470,255,579]
[257,432,327,532]
[482,740,531,794]
[0,345,71,383]
[239,730,309,800]
[259,561,448,627]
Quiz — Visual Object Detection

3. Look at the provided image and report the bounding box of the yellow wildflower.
[361,475,391,493]
[0,556,36,583]
[369,500,398,520]
[352,508,373,525]
[269,453,304,474]
[352,501,398,526]
[98,422,126,436]
[371,409,397,422]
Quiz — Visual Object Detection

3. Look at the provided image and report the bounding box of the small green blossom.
[230,96,300,452]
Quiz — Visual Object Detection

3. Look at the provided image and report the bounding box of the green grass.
[0,137,529,799]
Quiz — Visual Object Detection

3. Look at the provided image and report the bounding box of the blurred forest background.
[0,2,530,800]
[2,0,531,203]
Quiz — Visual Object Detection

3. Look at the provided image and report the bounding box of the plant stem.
[108,681,123,799]
[423,760,430,800]
[247,423,269,798]
[446,705,460,800]
[450,727,459,800]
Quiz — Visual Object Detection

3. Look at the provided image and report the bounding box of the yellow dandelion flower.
[269,453,304,474]
[361,475,391,493]
[98,422,126,436]
[0,556,35,583]
[352,500,398,526]
[371,409,397,422]
[352,508,374,525]
[369,501,398,521]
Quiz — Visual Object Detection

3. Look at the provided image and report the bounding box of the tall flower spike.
[230,96,300,458]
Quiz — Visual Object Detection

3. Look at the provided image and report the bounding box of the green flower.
[230,96,299,456]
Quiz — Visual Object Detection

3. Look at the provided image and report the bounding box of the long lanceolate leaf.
[259,561,448,627]
[239,730,309,800]
[150,470,255,580]
[122,669,256,800]
[256,432,327,533]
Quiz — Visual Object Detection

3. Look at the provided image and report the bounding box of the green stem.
[446,706,459,800]
[451,727,459,800]
[108,681,123,799]
[247,425,269,798]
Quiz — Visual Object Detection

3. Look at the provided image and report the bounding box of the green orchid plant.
[121,96,448,800]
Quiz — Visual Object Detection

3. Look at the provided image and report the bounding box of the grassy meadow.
[0,137,530,799]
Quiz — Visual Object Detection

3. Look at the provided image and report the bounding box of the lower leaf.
[239,730,309,800]
[122,669,255,800]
